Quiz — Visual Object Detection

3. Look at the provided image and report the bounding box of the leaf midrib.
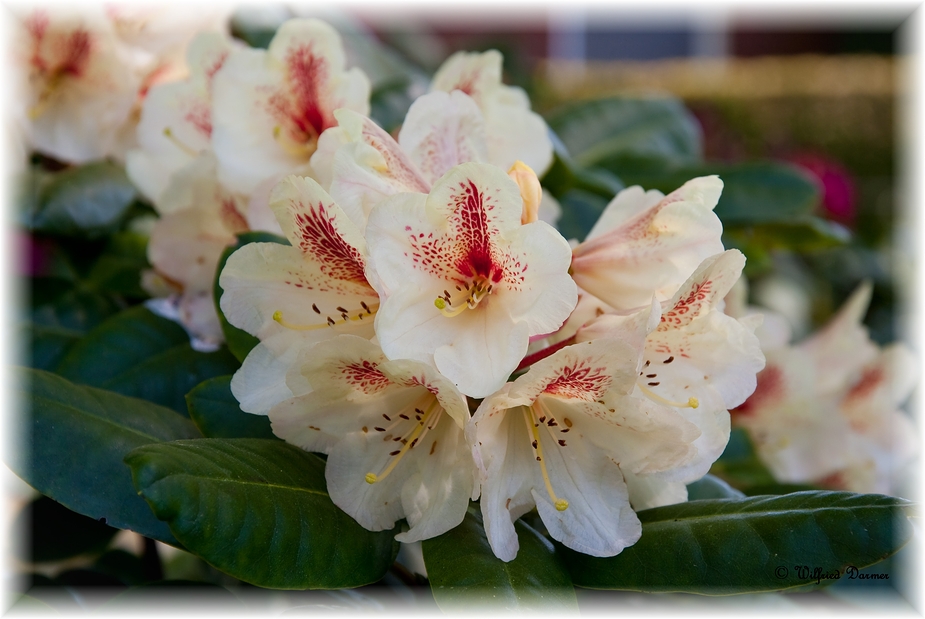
[32,392,189,443]
[145,470,329,498]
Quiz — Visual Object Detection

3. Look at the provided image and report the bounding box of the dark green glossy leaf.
[30,277,120,333]
[616,161,821,226]
[16,496,118,563]
[542,148,624,202]
[20,322,82,371]
[83,230,151,298]
[560,491,913,594]
[23,162,138,238]
[742,483,821,496]
[11,367,201,544]
[686,474,746,501]
[186,376,277,440]
[125,438,399,589]
[554,188,611,243]
[213,232,289,363]
[55,306,239,415]
[422,504,578,612]
[546,97,702,169]
[724,217,851,276]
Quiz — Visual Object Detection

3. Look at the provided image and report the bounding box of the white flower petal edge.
[219,175,377,340]
[211,18,370,194]
[430,49,553,175]
[469,337,704,561]
[732,282,919,494]
[578,249,765,490]
[126,32,236,203]
[571,176,725,311]
[268,335,474,543]
[365,162,577,398]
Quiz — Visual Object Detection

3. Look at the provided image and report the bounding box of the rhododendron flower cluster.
[13,4,229,164]
[215,43,767,556]
[728,282,918,495]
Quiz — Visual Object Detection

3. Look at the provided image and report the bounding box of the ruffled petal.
[397,91,488,185]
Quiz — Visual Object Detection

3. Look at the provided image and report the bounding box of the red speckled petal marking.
[359,118,429,192]
[543,360,613,401]
[658,279,713,331]
[28,12,93,80]
[341,360,392,395]
[267,44,334,144]
[406,178,525,290]
[288,199,368,285]
[845,366,884,403]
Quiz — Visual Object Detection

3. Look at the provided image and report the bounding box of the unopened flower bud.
[508,160,542,224]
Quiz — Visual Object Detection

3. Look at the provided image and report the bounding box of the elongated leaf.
[84,230,151,298]
[30,277,120,333]
[554,188,611,243]
[11,368,201,544]
[560,491,913,594]
[546,97,702,169]
[20,322,82,371]
[709,427,777,489]
[616,161,820,226]
[422,504,578,612]
[186,376,277,440]
[55,306,239,415]
[125,438,399,589]
[23,162,138,238]
[213,232,289,363]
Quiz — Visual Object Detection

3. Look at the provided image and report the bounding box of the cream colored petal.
[398,91,488,185]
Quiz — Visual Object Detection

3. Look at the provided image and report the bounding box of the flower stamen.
[273,303,378,331]
[162,127,199,157]
[434,278,493,317]
[523,405,569,512]
[366,398,442,484]
[637,382,699,409]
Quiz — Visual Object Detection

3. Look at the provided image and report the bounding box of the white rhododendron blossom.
[220,175,378,414]
[268,335,476,543]
[570,176,725,311]
[730,282,919,494]
[469,334,701,561]
[126,31,237,203]
[15,7,142,163]
[365,162,577,398]
[430,49,553,175]
[15,5,230,164]
[143,153,248,347]
[212,18,371,194]
[577,250,765,508]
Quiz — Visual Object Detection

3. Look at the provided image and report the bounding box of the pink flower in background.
[787,152,857,226]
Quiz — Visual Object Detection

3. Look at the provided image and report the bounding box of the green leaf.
[55,306,239,415]
[616,161,821,226]
[16,495,118,563]
[686,474,746,500]
[11,367,201,544]
[125,438,399,589]
[545,97,702,169]
[23,162,138,238]
[20,322,82,371]
[422,504,578,612]
[186,376,278,440]
[555,188,611,243]
[30,277,121,333]
[560,491,913,594]
[83,230,151,298]
[542,148,624,201]
[213,232,289,363]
